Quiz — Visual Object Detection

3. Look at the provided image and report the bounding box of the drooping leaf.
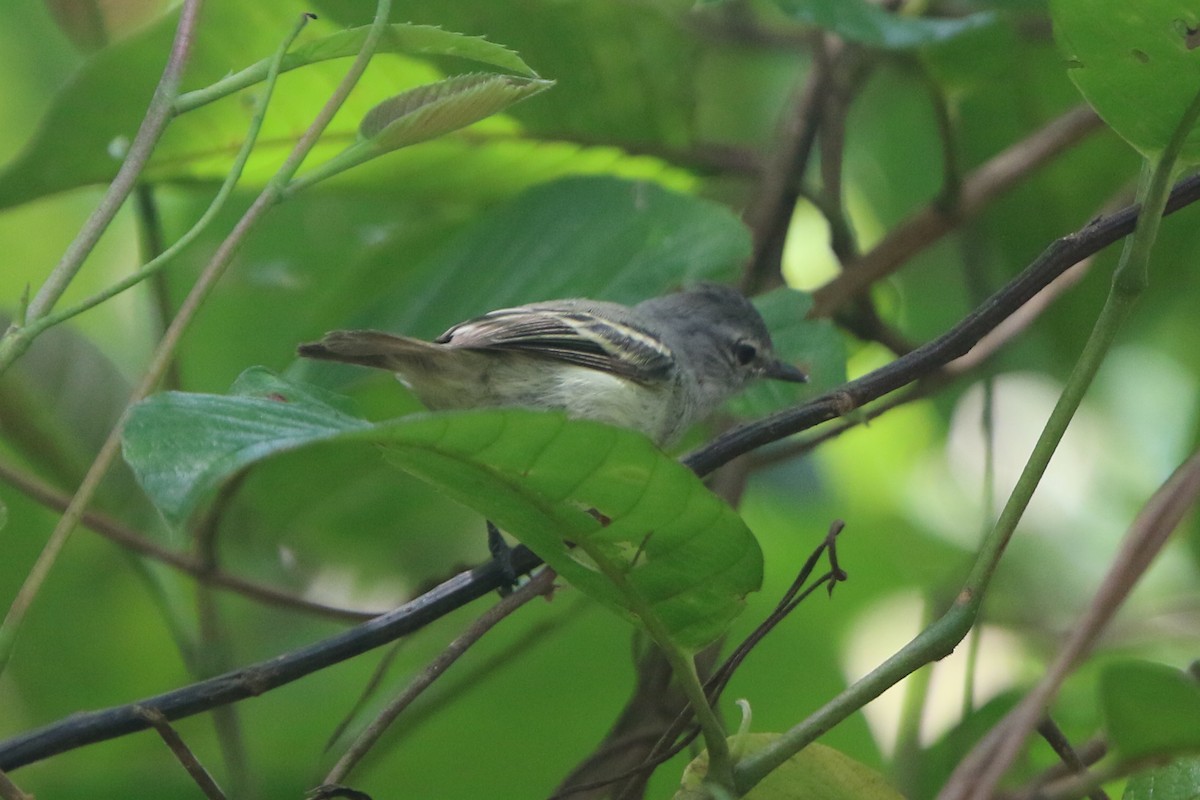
[771,0,997,50]
[1051,0,1200,162]
[122,368,764,650]
[677,735,904,799]
[358,73,554,150]
[1100,660,1200,761]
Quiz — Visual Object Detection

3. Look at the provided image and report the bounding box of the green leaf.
[1051,0,1200,162]
[174,23,539,114]
[309,175,751,341]
[1122,756,1200,800]
[678,735,904,799]
[358,73,554,150]
[0,5,544,209]
[289,72,554,192]
[772,0,997,50]
[122,368,764,650]
[1100,660,1200,761]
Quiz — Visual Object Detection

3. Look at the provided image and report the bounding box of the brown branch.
[811,104,1105,318]
[0,768,31,800]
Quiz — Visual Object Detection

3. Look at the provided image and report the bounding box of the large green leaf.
[121,368,764,650]
[1100,660,1200,761]
[1052,0,1200,162]
[307,175,752,341]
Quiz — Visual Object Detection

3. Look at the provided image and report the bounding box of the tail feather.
[297,330,440,372]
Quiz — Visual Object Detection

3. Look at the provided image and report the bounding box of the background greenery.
[1,0,1199,798]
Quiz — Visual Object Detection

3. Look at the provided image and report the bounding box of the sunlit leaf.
[174,23,539,114]
[357,73,554,152]
[122,368,764,650]
[0,5,543,208]
[677,735,904,799]
[1051,0,1200,162]
[1101,660,1200,761]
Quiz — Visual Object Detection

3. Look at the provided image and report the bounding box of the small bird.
[297,283,807,446]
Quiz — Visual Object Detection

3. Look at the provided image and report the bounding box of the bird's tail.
[296,330,442,372]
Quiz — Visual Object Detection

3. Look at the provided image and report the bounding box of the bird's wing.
[437,306,674,382]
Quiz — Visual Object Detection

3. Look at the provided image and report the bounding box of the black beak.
[763,358,809,383]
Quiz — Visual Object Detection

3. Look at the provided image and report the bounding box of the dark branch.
[0,547,541,771]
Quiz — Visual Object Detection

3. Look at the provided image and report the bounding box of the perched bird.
[297,283,807,446]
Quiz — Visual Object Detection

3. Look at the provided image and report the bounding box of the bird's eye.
[733,341,758,366]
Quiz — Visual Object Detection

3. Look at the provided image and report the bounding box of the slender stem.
[0,0,203,375]
[136,707,227,800]
[0,10,324,674]
[21,76,273,339]
[569,536,735,792]
[323,568,557,784]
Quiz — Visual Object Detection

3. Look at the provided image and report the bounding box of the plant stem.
[572,537,735,792]
[0,0,203,376]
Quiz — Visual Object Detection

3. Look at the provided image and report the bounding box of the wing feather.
[436,306,673,382]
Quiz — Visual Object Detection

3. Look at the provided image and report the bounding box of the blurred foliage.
[1,0,1200,797]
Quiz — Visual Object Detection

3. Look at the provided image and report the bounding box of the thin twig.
[191,475,252,794]
[0,768,30,800]
[322,568,558,784]
[741,33,831,295]
[1035,719,1110,800]
[135,706,227,800]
